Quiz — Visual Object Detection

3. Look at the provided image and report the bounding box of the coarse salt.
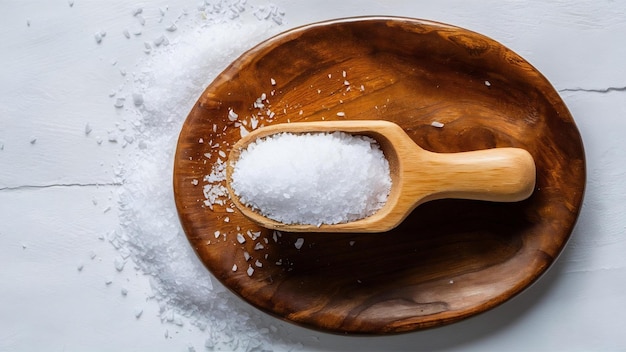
[231,131,391,226]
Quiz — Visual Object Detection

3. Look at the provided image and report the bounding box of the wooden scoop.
[226,120,536,233]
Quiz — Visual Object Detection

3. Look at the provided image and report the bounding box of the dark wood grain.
[173,17,585,334]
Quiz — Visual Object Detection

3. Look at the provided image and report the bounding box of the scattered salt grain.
[485,80,491,87]
[29,137,37,144]
[336,111,345,117]
[94,31,106,44]
[231,132,391,225]
[247,266,254,276]
[114,97,125,108]
[232,264,238,272]
[431,121,445,128]
[166,23,177,32]
[132,93,144,106]
[270,77,276,86]
[77,264,84,272]
[123,29,131,39]
[255,260,263,267]
[121,288,128,296]
[228,109,239,121]
[68,0,74,7]
[154,35,167,47]
[137,14,146,26]
[132,7,143,16]
[134,307,143,319]
[84,123,92,135]
[114,257,126,271]
[237,233,246,244]
[294,238,304,249]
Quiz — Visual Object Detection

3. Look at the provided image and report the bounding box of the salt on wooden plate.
[231,131,392,226]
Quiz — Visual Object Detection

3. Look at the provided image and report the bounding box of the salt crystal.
[294,238,304,249]
[114,98,125,108]
[114,257,126,271]
[134,307,143,319]
[270,78,276,86]
[247,266,254,276]
[121,288,128,296]
[232,264,238,272]
[254,243,264,250]
[77,264,84,271]
[243,251,251,261]
[137,14,146,26]
[132,93,144,106]
[237,233,246,244]
[228,109,238,121]
[343,80,350,86]
[239,125,249,137]
[84,123,92,135]
[342,70,347,78]
[336,112,345,117]
[29,137,37,144]
[191,179,199,186]
[68,0,74,7]
[231,132,391,225]
[349,241,355,246]
[132,7,143,16]
[255,260,263,267]
[431,121,445,128]
[123,29,130,39]
[94,31,104,44]
[485,80,491,87]
[154,35,166,47]
[166,23,177,32]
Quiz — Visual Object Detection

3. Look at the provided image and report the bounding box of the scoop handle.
[406,147,536,203]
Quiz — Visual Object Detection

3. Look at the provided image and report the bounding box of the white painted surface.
[1,1,625,351]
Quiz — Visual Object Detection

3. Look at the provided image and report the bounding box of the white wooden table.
[2,1,625,350]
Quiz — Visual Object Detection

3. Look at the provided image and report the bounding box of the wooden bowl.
[173,17,585,334]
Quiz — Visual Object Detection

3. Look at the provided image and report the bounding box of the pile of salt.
[231,132,391,226]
